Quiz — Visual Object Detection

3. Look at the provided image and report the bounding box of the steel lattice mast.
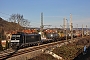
[40,12,44,38]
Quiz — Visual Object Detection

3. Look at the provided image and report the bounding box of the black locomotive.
[10,33,41,49]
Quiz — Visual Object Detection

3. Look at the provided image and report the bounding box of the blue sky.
[0,0,90,28]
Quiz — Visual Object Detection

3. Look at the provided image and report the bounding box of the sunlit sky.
[0,0,90,28]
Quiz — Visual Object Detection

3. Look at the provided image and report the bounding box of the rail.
[0,38,80,60]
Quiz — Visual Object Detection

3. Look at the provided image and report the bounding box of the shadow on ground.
[74,46,90,60]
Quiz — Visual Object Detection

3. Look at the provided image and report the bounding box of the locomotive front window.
[16,35,20,37]
[11,35,21,40]
[16,37,20,40]
[11,37,15,40]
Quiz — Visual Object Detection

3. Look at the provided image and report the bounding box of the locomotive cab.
[10,34,22,49]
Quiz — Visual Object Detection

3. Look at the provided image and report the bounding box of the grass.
[29,54,58,60]
[53,44,84,60]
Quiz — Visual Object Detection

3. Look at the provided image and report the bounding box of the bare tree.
[16,14,23,24]
[9,14,17,23]
[22,19,30,28]
[9,14,30,28]
[9,14,23,24]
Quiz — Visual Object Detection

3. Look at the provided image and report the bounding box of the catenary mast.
[70,13,73,40]
[40,12,44,38]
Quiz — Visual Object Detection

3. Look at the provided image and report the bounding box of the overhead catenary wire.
[0,12,11,16]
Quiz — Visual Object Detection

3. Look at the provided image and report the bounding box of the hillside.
[0,17,23,32]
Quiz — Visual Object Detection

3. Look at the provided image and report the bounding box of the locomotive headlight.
[51,34,53,37]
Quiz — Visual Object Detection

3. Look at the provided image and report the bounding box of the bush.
[53,44,84,60]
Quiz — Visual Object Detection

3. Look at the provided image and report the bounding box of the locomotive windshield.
[11,34,21,40]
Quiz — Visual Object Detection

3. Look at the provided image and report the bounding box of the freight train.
[10,32,41,49]
[10,31,77,49]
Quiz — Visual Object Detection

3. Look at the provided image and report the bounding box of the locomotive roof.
[12,33,40,36]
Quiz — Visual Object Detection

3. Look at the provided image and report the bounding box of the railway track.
[0,38,79,60]
[0,48,15,60]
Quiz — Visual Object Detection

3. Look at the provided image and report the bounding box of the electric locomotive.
[10,32,41,49]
